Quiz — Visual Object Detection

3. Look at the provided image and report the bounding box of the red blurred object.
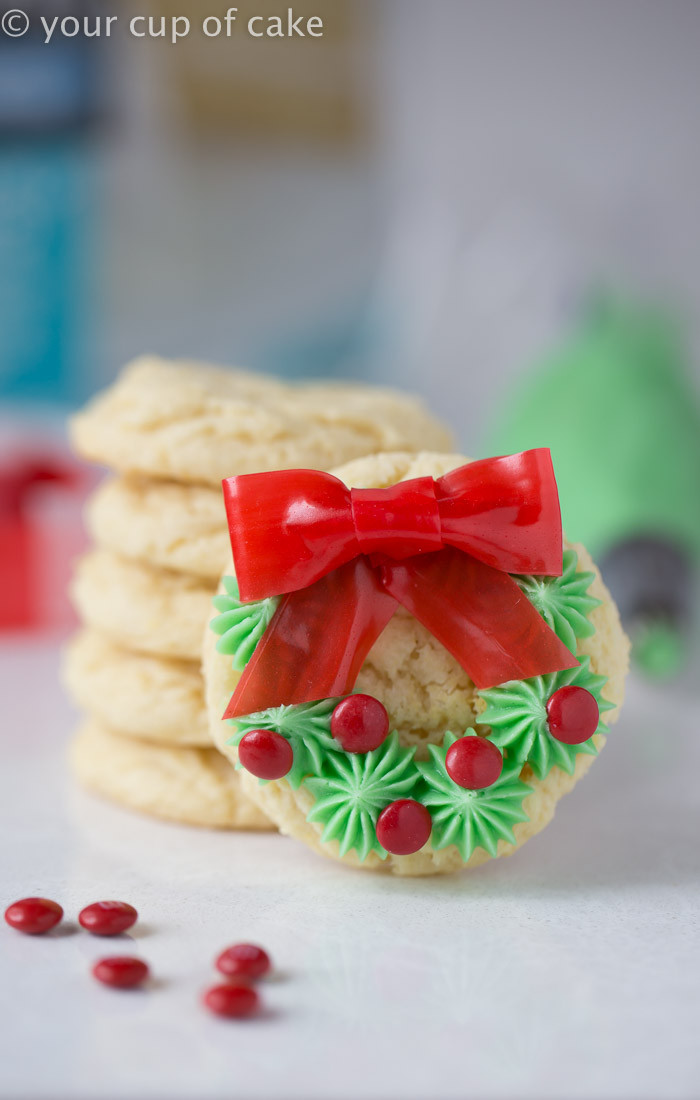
[216,943,271,981]
[223,450,577,717]
[4,897,63,934]
[202,983,260,1019]
[0,450,92,631]
[78,901,138,937]
[92,957,149,989]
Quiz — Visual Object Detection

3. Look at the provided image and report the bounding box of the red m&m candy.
[79,901,138,937]
[546,686,599,745]
[376,799,432,855]
[216,943,271,981]
[203,983,259,1019]
[445,736,503,789]
[4,897,63,935]
[92,956,149,989]
[239,729,293,779]
[331,694,389,753]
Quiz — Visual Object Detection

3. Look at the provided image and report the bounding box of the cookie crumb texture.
[71,722,274,830]
[203,452,630,876]
[70,358,453,486]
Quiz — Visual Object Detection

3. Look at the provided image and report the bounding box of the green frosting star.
[304,733,419,861]
[479,657,614,780]
[418,731,532,861]
[227,698,340,788]
[515,549,601,652]
[210,575,279,671]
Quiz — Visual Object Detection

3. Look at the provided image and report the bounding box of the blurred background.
[1,0,699,671]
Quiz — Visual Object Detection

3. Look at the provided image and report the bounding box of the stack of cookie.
[64,357,452,829]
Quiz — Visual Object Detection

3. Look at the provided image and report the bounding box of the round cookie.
[70,721,273,830]
[69,357,453,486]
[86,475,229,581]
[71,550,215,661]
[203,451,630,876]
[63,630,210,746]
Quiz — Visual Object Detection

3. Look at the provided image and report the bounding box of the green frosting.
[210,575,278,671]
[305,732,418,861]
[479,657,614,780]
[228,698,340,788]
[515,549,600,652]
[418,732,532,861]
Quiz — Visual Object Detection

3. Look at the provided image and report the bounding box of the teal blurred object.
[0,14,101,404]
[0,140,91,402]
[484,298,700,677]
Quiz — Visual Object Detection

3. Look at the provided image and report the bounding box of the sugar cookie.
[203,451,629,875]
[70,721,273,830]
[70,550,214,661]
[63,630,209,745]
[86,475,229,581]
[70,357,453,486]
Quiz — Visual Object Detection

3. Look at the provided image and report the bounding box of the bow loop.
[435,450,562,575]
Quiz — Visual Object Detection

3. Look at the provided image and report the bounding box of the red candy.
[203,983,260,1019]
[79,901,138,936]
[238,729,293,779]
[546,685,599,744]
[92,956,149,989]
[331,694,389,753]
[4,897,63,935]
[445,736,503,789]
[376,799,432,855]
[216,943,271,981]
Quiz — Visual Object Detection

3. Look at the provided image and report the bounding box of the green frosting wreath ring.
[210,549,613,864]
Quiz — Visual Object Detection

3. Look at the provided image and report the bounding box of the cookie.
[70,721,273,830]
[203,450,630,876]
[69,357,453,486]
[70,550,214,661]
[85,475,229,581]
[63,630,210,745]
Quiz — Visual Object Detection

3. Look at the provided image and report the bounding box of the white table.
[1,638,698,1100]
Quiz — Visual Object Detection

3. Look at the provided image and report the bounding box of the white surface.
[1,639,699,1100]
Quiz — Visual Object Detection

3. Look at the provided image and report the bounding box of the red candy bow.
[222,450,578,718]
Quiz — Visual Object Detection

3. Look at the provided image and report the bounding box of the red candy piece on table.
[78,901,138,937]
[203,983,260,1019]
[376,799,432,855]
[445,736,503,789]
[546,685,599,744]
[92,956,149,989]
[4,897,63,935]
[331,694,389,754]
[216,943,271,981]
[238,729,293,780]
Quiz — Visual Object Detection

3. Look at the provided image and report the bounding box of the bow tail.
[380,547,579,690]
[223,558,397,719]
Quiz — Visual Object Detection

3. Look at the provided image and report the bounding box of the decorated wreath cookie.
[203,451,629,875]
